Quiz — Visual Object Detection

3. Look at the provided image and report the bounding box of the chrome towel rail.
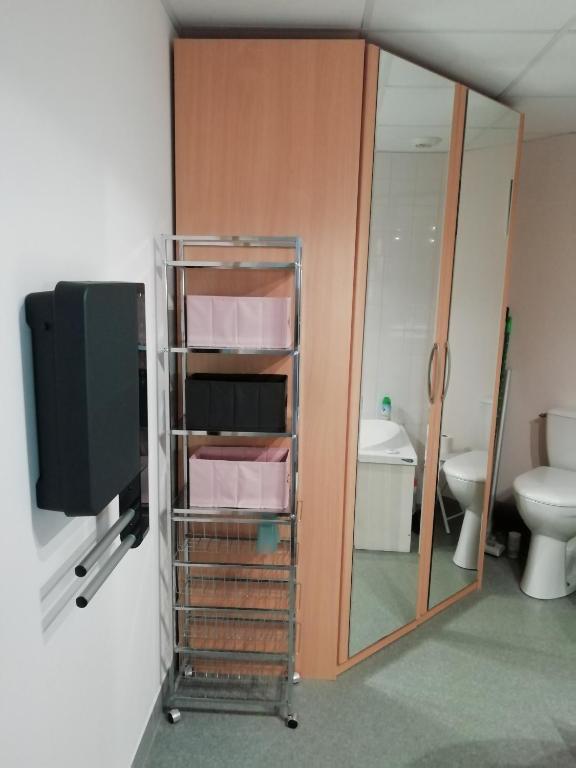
[76,534,136,608]
[74,500,148,608]
[75,508,136,577]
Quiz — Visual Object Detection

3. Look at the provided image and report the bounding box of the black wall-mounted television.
[26,282,142,516]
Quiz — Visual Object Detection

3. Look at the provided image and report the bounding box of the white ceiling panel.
[523,131,560,141]
[369,1,576,33]
[466,92,517,129]
[375,124,452,152]
[507,95,576,134]
[465,128,519,149]
[370,31,553,94]
[507,32,576,95]
[164,0,365,29]
[163,1,576,137]
[379,50,455,88]
[376,87,455,126]
[490,108,525,129]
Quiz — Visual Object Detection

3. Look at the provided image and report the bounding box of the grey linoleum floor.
[349,503,476,655]
[144,556,576,768]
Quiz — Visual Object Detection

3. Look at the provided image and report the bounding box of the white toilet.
[513,408,576,600]
[443,450,487,569]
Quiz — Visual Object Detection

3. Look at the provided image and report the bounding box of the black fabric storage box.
[185,373,287,432]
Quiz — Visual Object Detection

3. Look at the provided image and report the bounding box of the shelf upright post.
[160,234,178,704]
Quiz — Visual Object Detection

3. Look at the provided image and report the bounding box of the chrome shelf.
[171,425,294,438]
[173,512,291,524]
[172,492,290,519]
[177,608,290,616]
[161,233,301,725]
[165,260,296,270]
[174,648,289,662]
[175,604,289,614]
[162,234,301,249]
[165,345,297,356]
[174,561,293,572]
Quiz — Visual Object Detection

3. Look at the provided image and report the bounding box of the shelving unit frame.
[160,235,302,727]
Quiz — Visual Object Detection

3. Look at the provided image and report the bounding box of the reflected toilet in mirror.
[428,93,520,609]
[348,51,456,656]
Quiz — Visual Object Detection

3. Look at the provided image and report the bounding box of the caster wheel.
[183,664,193,679]
[286,714,298,729]
[167,708,181,724]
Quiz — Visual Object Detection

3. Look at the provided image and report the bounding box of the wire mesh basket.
[176,568,290,611]
[175,657,288,703]
[179,609,290,655]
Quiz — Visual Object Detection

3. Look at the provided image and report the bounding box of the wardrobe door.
[340,49,462,661]
[428,93,522,609]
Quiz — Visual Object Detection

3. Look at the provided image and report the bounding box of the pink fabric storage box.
[189,446,290,509]
[186,296,291,349]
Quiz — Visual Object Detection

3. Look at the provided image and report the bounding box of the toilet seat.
[443,450,487,484]
[514,466,576,599]
[514,466,576,507]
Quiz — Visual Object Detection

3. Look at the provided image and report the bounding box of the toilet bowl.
[443,450,487,569]
[514,466,576,599]
[513,407,576,600]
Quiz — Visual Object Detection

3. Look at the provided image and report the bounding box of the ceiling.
[162,0,576,141]
[375,54,520,152]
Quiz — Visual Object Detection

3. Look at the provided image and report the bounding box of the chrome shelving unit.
[160,235,301,728]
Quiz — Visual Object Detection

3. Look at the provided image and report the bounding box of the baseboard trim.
[131,675,169,768]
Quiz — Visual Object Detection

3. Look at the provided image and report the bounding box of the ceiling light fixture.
[412,136,442,149]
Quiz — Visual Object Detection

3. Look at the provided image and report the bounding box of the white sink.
[358,419,418,465]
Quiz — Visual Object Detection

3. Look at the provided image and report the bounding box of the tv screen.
[26,281,142,516]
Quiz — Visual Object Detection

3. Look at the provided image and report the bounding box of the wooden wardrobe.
[174,39,368,678]
[173,38,524,679]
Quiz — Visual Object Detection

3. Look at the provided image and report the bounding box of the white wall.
[361,151,447,468]
[0,2,172,767]
[498,134,576,498]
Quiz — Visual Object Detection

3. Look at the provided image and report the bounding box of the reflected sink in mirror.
[358,419,417,464]
[349,419,420,656]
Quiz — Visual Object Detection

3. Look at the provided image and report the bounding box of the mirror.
[428,93,520,609]
[348,51,456,656]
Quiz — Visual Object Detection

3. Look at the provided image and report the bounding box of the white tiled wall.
[360,151,448,466]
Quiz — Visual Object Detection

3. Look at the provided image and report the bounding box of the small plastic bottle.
[381,395,392,421]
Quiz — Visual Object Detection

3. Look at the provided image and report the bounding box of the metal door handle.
[428,343,439,404]
[442,342,451,401]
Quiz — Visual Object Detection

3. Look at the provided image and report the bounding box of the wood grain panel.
[174,39,366,678]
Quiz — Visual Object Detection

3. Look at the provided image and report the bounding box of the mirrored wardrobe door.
[428,93,521,609]
[347,50,458,657]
